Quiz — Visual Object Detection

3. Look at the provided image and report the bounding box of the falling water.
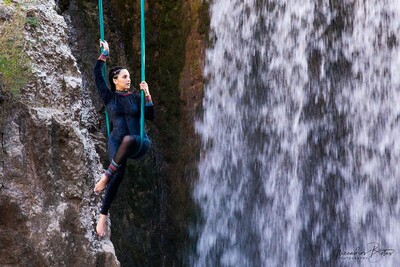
[192,0,400,266]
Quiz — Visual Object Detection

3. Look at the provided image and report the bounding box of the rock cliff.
[0,0,119,266]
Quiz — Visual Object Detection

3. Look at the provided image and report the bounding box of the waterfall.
[192,0,400,266]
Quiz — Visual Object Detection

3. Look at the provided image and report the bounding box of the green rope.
[98,0,146,155]
[137,0,146,154]
[98,0,110,137]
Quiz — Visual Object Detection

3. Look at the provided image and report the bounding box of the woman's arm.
[93,40,112,104]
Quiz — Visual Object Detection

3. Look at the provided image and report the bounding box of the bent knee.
[122,135,136,146]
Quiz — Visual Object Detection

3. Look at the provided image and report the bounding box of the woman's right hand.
[100,40,109,53]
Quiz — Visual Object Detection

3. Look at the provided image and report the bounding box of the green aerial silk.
[98,0,110,137]
[98,0,146,155]
[137,0,146,155]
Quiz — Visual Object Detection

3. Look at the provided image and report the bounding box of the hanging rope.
[136,0,146,155]
[98,0,146,155]
[98,0,111,137]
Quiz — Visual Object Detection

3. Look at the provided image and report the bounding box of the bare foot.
[96,214,107,237]
[94,174,108,193]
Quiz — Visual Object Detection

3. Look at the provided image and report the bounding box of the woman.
[93,40,154,237]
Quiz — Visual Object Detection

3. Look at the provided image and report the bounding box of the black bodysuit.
[94,59,154,215]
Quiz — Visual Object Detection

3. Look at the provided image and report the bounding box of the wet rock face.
[0,1,119,266]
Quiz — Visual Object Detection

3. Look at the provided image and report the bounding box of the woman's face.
[113,69,131,90]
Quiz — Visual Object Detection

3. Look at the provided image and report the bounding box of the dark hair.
[108,66,124,92]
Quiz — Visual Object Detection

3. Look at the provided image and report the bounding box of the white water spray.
[193,0,400,266]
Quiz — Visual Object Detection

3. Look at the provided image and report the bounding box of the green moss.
[25,16,39,28]
[0,10,32,96]
[0,56,29,96]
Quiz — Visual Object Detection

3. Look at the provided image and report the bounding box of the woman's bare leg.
[96,214,107,237]
[94,174,109,193]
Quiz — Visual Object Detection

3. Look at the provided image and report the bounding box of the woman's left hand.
[140,81,151,97]
[100,40,109,53]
